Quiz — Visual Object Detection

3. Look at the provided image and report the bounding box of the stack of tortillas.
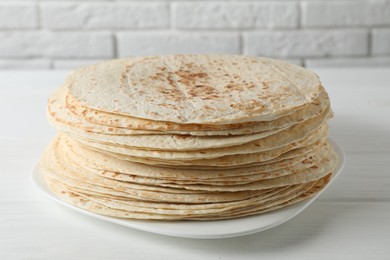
[40,54,338,220]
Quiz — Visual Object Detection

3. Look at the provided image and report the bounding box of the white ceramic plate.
[31,139,345,239]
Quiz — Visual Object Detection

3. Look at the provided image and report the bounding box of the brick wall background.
[0,0,390,69]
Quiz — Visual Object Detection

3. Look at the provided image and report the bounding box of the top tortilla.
[67,55,321,124]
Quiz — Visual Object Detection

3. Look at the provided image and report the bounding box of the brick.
[302,0,390,27]
[53,59,104,69]
[117,32,240,57]
[0,32,113,58]
[41,2,169,29]
[372,29,390,55]
[174,1,298,29]
[305,57,390,67]
[0,59,51,69]
[369,0,390,25]
[0,2,37,29]
[243,30,369,58]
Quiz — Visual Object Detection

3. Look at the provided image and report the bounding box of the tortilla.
[40,54,338,221]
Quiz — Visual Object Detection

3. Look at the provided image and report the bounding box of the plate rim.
[31,138,345,239]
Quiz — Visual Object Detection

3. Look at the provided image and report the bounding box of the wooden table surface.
[0,69,389,259]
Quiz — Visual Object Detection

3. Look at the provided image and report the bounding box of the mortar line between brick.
[297,0,302,29]
[36,1,50,67]
[112,33,118,58]
[238,32,243,55]
[303,58,308,67]
[368,29,373,56]
[36,1,41,29]
[49,59,54,70]
[169,1,175,31]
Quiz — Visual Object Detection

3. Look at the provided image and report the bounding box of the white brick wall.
[41,2,169,29]
[117,32,240,56]
[173,2,299,29]
[0,3,38,29]
[0,32,113,58]
[0,0,389,69]
[301,0,390,27]
[244,30,369,57]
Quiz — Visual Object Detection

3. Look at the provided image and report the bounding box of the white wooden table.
[0,69,389,259]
